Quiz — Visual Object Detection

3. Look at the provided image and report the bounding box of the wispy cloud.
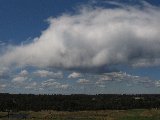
[0,67,9,78]
[77,79,90,84]
[0,83,6,89]
[155,80,160,87]
[25,82,37,89]
[0,42,5,46]
[41,79,69,89]
[94,71,155,88]
[33,70,63,78]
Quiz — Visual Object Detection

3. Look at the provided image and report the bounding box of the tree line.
[0,93,160,111]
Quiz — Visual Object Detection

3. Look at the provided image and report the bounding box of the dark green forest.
[0,93,160,111]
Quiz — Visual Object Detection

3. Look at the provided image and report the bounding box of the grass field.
[0,109,160,120]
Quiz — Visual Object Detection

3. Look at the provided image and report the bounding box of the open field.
[0,109,160,120]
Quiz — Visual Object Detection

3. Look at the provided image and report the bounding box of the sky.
[0,0,160,94]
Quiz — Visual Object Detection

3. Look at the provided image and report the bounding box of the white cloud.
[0,41,5,46]
[33,70,63,78]
[19,70,29,77]
[25,82,37,89]
[0,67,9,77]
[155,80,160,87]
[0,3,160,69]
[0,84,6,89]
[60,84,69,89]
[41,79,57,87]
[41,79,69,89]
[12,76,27,83]
[11,70,29,84]
[99,75,112,81]
[68,72,82,78]
[94,71,155,87]
[77,79,90,84]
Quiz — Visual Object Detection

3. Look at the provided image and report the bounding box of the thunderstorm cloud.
[0,3,160,70]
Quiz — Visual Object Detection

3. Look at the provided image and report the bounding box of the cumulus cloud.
[41,79,69,89]
[25,82,37,89]
[95,71,155,87]
[0,67,9,78]
[68,72,82,78]
[77,79,90,84]
[12,76,27,83]
[19,70,29,77]
[98,75,112,82]
[33,70,63,78]
[155,80,160,87]
[60,84,69,89]
[0,3,160,70]
[11,70,29,84]
[0,84,6,89]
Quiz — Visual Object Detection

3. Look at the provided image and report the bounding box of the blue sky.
[0,0,88,44]
[0,0,160,94]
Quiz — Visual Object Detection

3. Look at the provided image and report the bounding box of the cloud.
[68,72,82,78]
[155,80,160,87]
[41,79,57,87]
[19,70,29,77]
[95,72,132,83]
[0,84,6,89]
[41,79,69,89]
[98,75,112,82]
[0,42,5,46]
[11,70,29,84]
[33,70,63,78]
[60,84,69,89]
[77,79,90,84]
[12,76,27,83]
[0,67,9,78]
[0,3,160,70]
[25,82,37,89]
[94,71,155,87]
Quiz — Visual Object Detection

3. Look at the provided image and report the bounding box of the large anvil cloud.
[0,4,160,69]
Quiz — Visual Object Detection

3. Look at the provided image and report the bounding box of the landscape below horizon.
[0,93,160,119]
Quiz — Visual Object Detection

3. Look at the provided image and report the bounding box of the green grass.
[0,109,160,120]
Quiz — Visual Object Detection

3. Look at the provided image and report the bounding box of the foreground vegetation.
[0,93,160,119]
[0,94,160,111]
[0,109,160,120]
